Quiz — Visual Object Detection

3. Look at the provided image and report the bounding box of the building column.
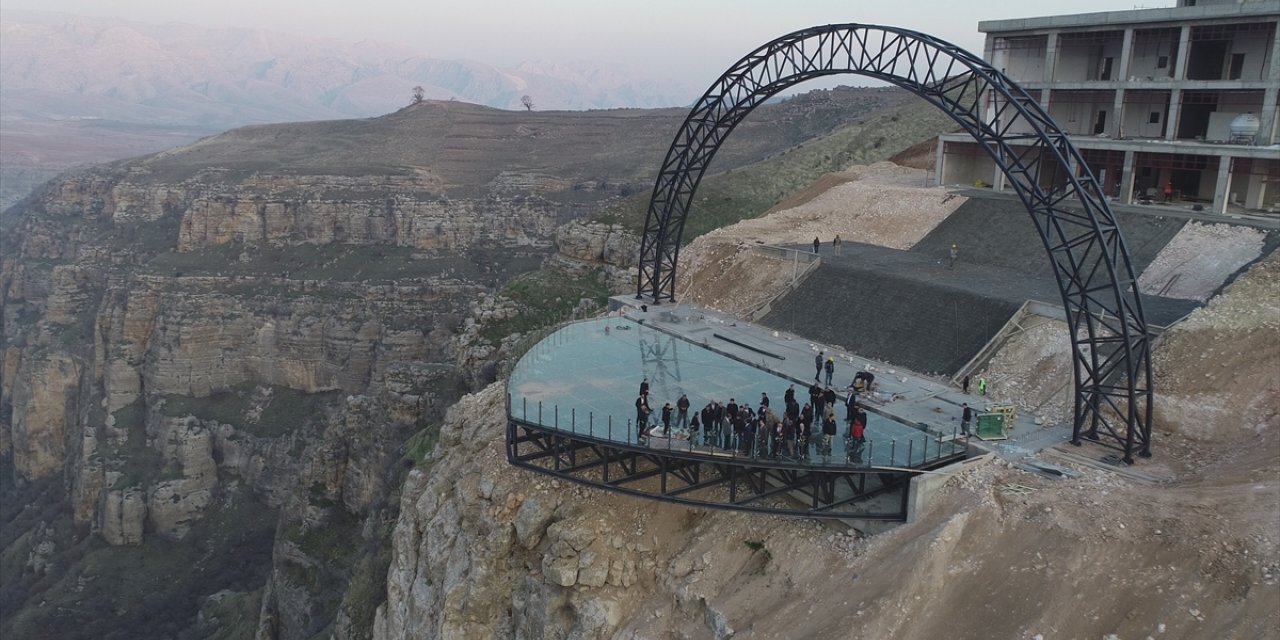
[1213,155,1233,214]
[1110,29,1134,138]
[1111,88,1127,138]
[1259,90,1279,146]
[1043,32,1059,83]
[1117,28,1134,81]
[1255,31,1280,145]
[1165,88,1183,140]
[1119,150,1137,204]
[933,138,947,187]
[1172,25,1192,81]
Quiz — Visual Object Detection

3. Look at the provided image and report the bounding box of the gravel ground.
[1138,221,1271,302]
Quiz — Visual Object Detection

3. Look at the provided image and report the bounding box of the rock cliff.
[0,89,945,639]
[0,100,663,639]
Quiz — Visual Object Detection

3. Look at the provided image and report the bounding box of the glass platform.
[508,317,964,469]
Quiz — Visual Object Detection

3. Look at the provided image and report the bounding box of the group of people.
[634,377,870,462]
[813,235,844,256]
[813,350,876,392]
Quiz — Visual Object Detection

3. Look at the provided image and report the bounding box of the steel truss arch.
[635,24,1154,462]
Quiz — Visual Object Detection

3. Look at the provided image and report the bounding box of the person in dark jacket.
[822,386,838,410]
[676,394,690,429]
[657,402,673,437]
[635,394,650,441]
[713,401,726,447]
[814,351,824,381]
[800,403,814,451]
[961,403,973,436]
[821,411,838,457]
[701,403,713,445]
[784,384,796,405]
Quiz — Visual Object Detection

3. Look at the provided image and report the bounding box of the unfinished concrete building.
[937,0,1280,214]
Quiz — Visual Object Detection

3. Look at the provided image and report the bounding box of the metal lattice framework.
[507,418,942,520]
[635,24,1154,462]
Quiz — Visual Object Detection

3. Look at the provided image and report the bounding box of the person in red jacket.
[847,409,866,462]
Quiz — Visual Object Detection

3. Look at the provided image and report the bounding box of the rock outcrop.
[548,220,639,291]
[374,380,1279,640]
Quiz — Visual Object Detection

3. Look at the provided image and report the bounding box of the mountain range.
[0,11,695,125]
[0,10,697,209]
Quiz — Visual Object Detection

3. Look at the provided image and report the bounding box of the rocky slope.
[374,370,1278,639]
[372,242,1279,640]
[0,89,921,639]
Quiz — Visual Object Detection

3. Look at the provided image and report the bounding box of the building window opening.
[1149,112,1161,124]
[1186,23,1275,81]
[1131,27,1180,80]
[1176,90,1265,141]
[1054,31,1124,82]
[1228,54,1245,80]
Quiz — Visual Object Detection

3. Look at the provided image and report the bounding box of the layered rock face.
[0,131,606,640]
[548,220,639,290]
[0,91,929,640]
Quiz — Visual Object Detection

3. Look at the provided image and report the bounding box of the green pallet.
[975,413,1006,440]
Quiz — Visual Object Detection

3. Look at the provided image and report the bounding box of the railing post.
[907,440,914,467]
[538,401,543,425]
[609,415,613,441]
[628,419,632,443]
[571,407,575,433]
[523,397,527,421]
[890,439,897,467]
[589,411,593,437]
[866,440,873,467]
[555,405,559,429]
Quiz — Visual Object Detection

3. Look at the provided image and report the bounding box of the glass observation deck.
[508,317,965,470]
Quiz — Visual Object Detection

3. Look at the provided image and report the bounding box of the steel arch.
[635,24,1154,462]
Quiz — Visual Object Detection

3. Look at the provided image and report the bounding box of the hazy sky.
[1,0,1168,90]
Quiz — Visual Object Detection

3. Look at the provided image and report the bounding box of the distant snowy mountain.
[0,11,696,129]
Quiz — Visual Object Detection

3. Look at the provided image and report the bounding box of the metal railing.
[508,392,966,471]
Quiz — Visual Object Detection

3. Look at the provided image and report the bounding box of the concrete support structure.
[1166,88,1183,140]
[1215,155,1234,213]
[1173,24,1193,84]
[1119,149,1138,204]
[1044,32,1059,83]
[938,0,1280,214]
[1112,29,1134,138]
[1259,28,1280,143]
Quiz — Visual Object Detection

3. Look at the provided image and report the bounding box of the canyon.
[1,89,933,639]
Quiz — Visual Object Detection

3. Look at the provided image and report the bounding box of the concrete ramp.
[758,254,1022,375]
[910,193,1187,277]
[763,241,1200,377]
